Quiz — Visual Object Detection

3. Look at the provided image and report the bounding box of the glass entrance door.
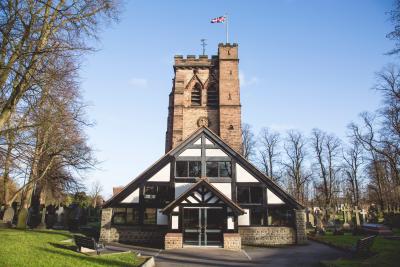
[183,207,224,246]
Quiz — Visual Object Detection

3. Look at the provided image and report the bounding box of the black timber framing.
[103,127,304,210]
[162,179,245,215]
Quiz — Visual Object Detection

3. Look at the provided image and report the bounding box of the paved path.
[107,241,349,267]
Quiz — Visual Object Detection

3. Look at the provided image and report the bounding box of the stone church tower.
[165,43,242,153]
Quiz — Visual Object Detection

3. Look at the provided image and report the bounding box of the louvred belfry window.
[207,84,218,107]
[191,83,202,106]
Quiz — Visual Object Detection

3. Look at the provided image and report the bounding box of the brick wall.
[239,227,296,246]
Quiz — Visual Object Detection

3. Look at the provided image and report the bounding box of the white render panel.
[211,183,232,199]
[208,196,219,203]
[206,148,228,157]
[172,215,179,229]
[227,216,235,230]
[148,163,170,182]
[205,138,213,145]
[175,183,192,198]
[267,189,285,204]
[187,196,198,203]
[179,148,201,157]
[173,207,179,212]
[194,191,202,200]
[121,188,139,203]
[236,163,259,183]
[193,138,202,145]
[157,209,168,225]
[238,209,250,226]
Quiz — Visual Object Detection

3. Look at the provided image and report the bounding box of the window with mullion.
[206,161,232,177]
[176,161,201,177]
[237,186,263,204]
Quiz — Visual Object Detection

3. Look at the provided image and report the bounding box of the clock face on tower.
[197,117,209,128]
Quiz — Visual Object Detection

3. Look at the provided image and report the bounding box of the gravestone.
[308,212,315,227]
[360,209,367,223]
[354,206,361,227]
[2,207,15,226]
[36,207,47,229]
[342,205,351,230]
[53,206,64,229]
[16,208,28,229]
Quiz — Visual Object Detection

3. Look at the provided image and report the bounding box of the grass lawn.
[0,228,146,267]
[310,231,400,267]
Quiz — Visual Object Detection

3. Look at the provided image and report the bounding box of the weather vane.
[201,39,207,55]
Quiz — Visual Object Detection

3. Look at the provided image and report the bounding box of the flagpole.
[225,13,229,44]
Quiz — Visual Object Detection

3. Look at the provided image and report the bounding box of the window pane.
[237,186,250,203]
[206,162,218,177]
[219,162,232,177]
[250,187,263,204]
[176,161,188,177]
[250,208,265,226]
[126,208,139,224]
[158,185,173,204]
[189,161,201,177]
[143,208,157,224]
[144,185,157,199]
[112,208,126,225]
[268,206,293,227]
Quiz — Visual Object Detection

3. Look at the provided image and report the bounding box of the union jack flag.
[211,16,226,23]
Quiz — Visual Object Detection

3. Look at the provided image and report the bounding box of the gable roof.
[162,178,245,215]
[103,126,304,209]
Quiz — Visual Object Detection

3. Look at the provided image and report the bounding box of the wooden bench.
[73,235,105,255]
[353,235,376,256]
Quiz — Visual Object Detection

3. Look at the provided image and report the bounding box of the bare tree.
[90,180,103,208]
[0,0,119,130]
[282,130,311,203]
[310,129,342,214]
[242,123,256,160]
[257,127,280,181]
[343,138,364,207]
[387,0,400,55]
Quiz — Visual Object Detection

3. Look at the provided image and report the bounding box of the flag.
[211,16,226,23]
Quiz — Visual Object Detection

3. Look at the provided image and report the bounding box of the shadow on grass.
[49,242,78,252]
[6,228,73,239]
[38,247,141,267]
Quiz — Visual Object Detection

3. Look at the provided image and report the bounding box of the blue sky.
[80,0,395,197]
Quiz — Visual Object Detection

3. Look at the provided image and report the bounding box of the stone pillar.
[165,233,183,249]
[295,209,307,244]
[99,208,112,243]
[223,233,241,250]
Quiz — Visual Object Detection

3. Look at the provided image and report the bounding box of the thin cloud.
[128,77,148,88]
[239,71,259,87]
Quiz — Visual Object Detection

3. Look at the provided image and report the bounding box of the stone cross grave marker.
[342,205,351,230]
[360,209,367,223]
[56,206,64,223]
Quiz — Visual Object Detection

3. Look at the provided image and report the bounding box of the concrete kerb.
[139,256,155,267]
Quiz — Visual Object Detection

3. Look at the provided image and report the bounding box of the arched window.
[207,84,218,107]
[191,83,201,106]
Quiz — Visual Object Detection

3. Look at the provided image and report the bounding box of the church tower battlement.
[165,43,242,153]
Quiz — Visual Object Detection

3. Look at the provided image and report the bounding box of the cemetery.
[305,205,400,266]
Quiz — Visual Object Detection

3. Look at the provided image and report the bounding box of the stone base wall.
[295,209,307,244]
[239,227,296,246]
[223,233,241,250]
[99,208,167,246]
[165,233,183,249]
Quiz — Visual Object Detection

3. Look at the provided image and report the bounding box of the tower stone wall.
[165,44,242,154]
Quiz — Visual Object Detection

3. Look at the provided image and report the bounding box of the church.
[100,43,306,250]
